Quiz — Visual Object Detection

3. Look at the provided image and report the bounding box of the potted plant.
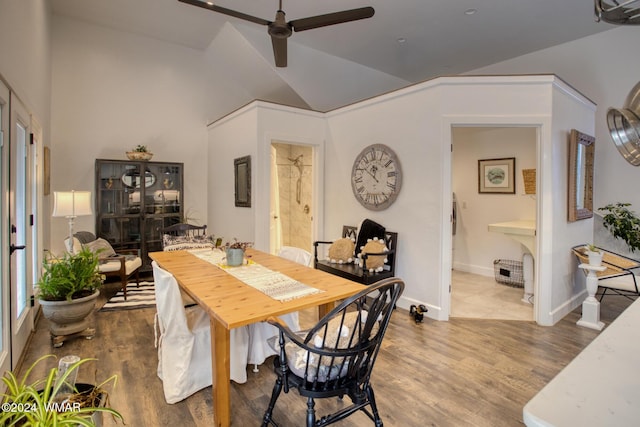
[0,354,123,426]
[37,248,104,347]
[223,238,253,266]
[585,243,603,266]
[126,144,153,161]
[599,202,640,253]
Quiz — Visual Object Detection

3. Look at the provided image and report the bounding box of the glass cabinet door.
[96,159,183,271]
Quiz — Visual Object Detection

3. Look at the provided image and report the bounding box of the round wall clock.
[351,144,402,211]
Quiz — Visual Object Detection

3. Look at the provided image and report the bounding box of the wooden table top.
[149,248,366,329]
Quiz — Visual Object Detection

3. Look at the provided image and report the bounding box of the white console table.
[523,297,640,426]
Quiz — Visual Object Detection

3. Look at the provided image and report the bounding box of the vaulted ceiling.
[51,0,616,111]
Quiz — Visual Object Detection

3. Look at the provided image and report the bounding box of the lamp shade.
[52,191,93,217]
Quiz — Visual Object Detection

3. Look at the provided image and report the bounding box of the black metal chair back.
[261,277,404,427]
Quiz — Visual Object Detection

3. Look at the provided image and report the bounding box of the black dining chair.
[261,277,404,427]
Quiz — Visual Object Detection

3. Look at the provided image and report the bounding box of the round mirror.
[121,169,156,188]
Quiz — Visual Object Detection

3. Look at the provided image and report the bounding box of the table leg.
[211,317,231,427]
[318,302,334,320]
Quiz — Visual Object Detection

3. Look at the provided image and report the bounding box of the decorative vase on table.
[586,246,603,267]
[226,248,245,266]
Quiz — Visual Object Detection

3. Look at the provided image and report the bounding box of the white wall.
[452,127,537,276]
[470,26,640,252]
[324,75,595,325]
[0,0,52,250]
[0,0,51,127]
[211,76,593,325]
[206,102,326,250]
[48,16,250,253]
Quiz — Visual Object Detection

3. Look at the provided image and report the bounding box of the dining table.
[149,248,366,427]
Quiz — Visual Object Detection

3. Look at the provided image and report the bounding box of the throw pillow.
[358,238,389,272]
[313,310,379,350]
[64,237,83,254]
[284,311,380,382]
[83,238,117,258]
[327,238,355,264]
[162,234,215,251]
[73,231,97,244]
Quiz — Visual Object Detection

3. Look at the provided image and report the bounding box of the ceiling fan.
[178,0,375,67]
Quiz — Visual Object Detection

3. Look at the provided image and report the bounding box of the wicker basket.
[522,169,536,195]
[494,259,524,287]
[126,151,153,161]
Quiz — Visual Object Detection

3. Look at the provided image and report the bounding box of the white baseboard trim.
[397,295,446,321]
[546,290,586,326]
[452,262,494,278]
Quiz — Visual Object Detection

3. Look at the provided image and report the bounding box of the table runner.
[189,249,323,302]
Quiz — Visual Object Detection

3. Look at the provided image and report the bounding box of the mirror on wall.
[121,168,156,189]
[568,129,595,222]
[234,155,251,207]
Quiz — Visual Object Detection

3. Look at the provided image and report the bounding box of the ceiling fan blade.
[271,35,288,67]
[289,6,374,32]
[178,0,271,26]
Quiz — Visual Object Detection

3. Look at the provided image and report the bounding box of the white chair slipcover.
[277,245,313,267]
[152,261,250,404]
[246,247,310,367]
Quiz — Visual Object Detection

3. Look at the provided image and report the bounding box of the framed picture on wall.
[478,157,515,194]
[234,155,251,207]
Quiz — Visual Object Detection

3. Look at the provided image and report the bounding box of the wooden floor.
[19,283,634,427]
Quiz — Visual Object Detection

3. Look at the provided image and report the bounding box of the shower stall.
[270,142,313,254]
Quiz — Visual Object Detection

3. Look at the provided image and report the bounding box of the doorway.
[270,141,313,255]
[450,126,536,321]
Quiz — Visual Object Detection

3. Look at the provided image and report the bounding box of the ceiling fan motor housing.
[269,10,292,38]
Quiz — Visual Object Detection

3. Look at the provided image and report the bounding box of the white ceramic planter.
[587,250,603,267]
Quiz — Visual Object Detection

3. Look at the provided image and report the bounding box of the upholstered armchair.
[66,232,142,300]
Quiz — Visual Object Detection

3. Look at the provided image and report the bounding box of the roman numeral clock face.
[351,144,402,211]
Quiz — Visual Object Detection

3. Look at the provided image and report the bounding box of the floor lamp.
[52,191,93,254]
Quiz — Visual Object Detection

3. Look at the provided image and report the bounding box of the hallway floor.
[451,270,534,321]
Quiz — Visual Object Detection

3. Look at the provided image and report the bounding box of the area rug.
[100,281,155,311]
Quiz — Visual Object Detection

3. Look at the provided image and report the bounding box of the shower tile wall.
[273,143,312,250]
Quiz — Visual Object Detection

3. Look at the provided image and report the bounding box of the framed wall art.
[478,157,515,194]
[234,155,251,207]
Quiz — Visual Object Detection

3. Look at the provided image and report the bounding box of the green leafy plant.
[0,355,123,427]
[586,243,601,253]
[132,144,148,153]
[599,202,640,253]
[37,248,103,301]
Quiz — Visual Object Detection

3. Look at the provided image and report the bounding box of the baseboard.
[397,295,446,321]
[452,262,494,278]
[547,290,586,326]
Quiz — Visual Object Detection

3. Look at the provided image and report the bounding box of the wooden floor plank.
[17,286,633,427]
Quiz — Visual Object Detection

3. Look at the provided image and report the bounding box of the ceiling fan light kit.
[178,0,374,67]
